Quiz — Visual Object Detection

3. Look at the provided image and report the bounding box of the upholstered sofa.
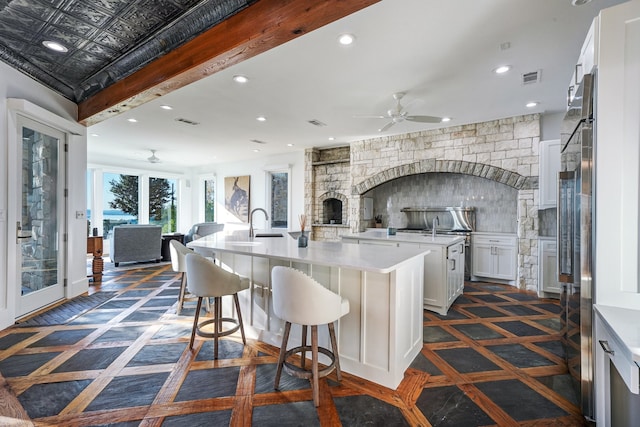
[109,225,162,266]
[183,222,224,244]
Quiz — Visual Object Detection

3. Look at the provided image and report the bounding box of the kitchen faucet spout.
[249,208,269,238]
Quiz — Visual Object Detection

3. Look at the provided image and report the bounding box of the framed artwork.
[225,175,250,222]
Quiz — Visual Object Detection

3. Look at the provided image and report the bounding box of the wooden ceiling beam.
[78,0,380,126]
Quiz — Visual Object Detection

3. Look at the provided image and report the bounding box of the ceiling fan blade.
[378,121,395,132]
[405,115,442,123]
[353,115,387,119]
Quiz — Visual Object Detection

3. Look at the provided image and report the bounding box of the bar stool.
[185,252,250,358]
[271,266,350,406]
[169,240,210,315]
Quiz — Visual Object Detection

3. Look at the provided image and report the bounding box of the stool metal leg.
[301,325,307,370]
[311,325,319,406]
[189,297,204,349]
[233,293,246,344]
[177,272,186,315]
[328,322,341,381]
[213,296,221,359]
[274,321,292,390]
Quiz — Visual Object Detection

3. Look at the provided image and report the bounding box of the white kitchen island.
[188,231,428,389]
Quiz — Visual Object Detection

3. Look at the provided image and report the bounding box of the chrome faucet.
[432,216,439,240]
[249,208,269,238]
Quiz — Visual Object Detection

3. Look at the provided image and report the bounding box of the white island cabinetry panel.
[342,231,465,315]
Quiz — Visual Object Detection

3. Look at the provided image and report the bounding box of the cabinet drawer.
[472,234,516,247]
[597,314,639,394]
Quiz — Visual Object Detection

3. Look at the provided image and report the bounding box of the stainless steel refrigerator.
[558,71,595,423]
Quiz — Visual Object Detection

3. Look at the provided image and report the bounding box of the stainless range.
[397,207,476,278]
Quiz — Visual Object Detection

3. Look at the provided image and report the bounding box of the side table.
[162,233,185,261]
[87,236,104,282]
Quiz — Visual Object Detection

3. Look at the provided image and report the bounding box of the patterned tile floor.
[0,265,585,426]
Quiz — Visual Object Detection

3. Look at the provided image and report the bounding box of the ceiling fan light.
[147,150,161,163]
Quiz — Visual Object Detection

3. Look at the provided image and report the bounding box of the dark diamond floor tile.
[70,311,121,325]
[452,295,474,304]
[18,379,92,418]
[28,328,95,347]
[500,304,541,316]
[99,299,138,309]
[91,422,141,427]
[432,309,470,320]
[334,395,409,426]
[152,323,192,340]
[53,347,126,373]
[473,283,510,292]
[424,326,459,343]
[534,340,565,358]
[0,332,37,350]
[254,363,309,394]
[486,344,555,368]
[86,372,169,411]
[116,290,153,298]
[252,402,319,426]
[174,367,240,401]
[157,289,180,297]
[534,317,561,331]
[164,410,232,426]
[435,347,501,373]
[463,306,507,318]
[93,325,150,343]
[504,292,539,301]
[409,352,442,376]
[0,352,61,377]
[536,374,579,406]
[416,385,495,427]
[476,379,568,421]
[195,339,244,361]
[470,294,509,303]
[142,297,174,307]
[452,323,505,340]
[134,281,165,288]
[533,303,562,314]
[494,321,546,337]
[121,310,165,322]
[127,342,186,366]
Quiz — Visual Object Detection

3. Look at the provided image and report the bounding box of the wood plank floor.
[0,265,586,426]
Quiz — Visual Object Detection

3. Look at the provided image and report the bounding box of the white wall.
[193,151,305,233]
[0,61,84,329]
[541,112,564,141]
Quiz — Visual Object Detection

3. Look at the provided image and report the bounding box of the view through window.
[103,172,138,236]
[204,178,215,222]
[149,177,177,233]
[269,172,288,228]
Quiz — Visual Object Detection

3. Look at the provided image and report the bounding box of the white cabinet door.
[472,244,493,277]
[539,139,561,209]
[494,246,517,280]
[539,239,559,295]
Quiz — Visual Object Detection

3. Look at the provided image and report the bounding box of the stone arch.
[352,160,533,195]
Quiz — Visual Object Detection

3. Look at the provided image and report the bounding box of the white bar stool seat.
[271,266,350,406]
[169,240,210,315]
[185,252,250,358]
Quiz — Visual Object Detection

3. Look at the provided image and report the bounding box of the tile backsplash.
[365,172,518,233]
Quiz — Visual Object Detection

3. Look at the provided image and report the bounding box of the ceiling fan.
[147,150,161,163]
[358,92,443,132]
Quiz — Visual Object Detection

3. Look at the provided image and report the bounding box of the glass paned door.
[16,116,66,317]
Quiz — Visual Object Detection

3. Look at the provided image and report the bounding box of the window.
[103,172,138,235]
[268,170,289,228]
[204,178,215,222]
[149,177,177,233]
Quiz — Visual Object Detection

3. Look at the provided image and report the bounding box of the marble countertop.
[342,230,466,246]
[594,304,640,364]
[187,231,429,274]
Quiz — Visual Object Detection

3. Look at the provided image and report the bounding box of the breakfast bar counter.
[188,231,428,389]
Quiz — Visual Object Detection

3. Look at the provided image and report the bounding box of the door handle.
[16,221,32,243]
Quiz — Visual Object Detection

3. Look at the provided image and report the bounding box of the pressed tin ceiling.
[0,0,256,103]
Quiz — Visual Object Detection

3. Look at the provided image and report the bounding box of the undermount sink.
[254,233,284,238]
[229,241,262,246]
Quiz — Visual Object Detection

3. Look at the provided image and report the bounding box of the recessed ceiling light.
[287,143,294,147]
[494,65,511,74]
[253,149,260,153]
[233,75,249,83]
[256,116,266,122]
[90,133,99,137]
[526,102,538,108]
[572,0,592,5]
[127,118,137,123]
[160,105,173,110]
[328,137,335,141]
[441,117,451,122]
[42,40,68,52]
[338,33,355,45]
